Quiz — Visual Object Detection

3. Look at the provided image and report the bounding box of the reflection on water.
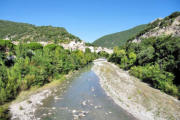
[35,64,136,120]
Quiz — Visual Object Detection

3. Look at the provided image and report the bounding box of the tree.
[85,48,91,53]
[128,52,136,67]
[137,46,154,65]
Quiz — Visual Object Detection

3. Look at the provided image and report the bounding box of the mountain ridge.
[130,11,180,43]
[0,19,81,44]
[93,24,147,48]
[93,11,180,48]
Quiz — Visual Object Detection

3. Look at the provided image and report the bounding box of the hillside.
[108,12,180,100]
[93,24,147,48]
[130,11,180,43]
[0,20,81,43]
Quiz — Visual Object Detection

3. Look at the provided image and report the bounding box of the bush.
[24,42,43,50]
[0,105,10,120]
[0,40,14,51]
[44,44,63,51]
[129,64,178,97]
[158,81,178,96]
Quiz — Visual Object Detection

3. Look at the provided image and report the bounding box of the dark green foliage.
[0,39,15,59]
[108,36,180,98]
[136,46,154,65]
[0,40,15,53]
[0,40,98,119]
[0,105,10,120]
[108,47,136,69]
[93,24,147,48]
[23,42,43,50]
[44,44,62,51]
[164,11,180,21]
[0,20,81,43]
[98,51,109,58]
[85,48,91,53]
[130,65,178,95]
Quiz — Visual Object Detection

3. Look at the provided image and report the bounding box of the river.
[32,63,136,120]
[10,59,180,120]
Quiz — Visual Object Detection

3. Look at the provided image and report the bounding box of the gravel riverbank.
[92,59,180,120]
[9,71,77,120]
[10,89,52,120]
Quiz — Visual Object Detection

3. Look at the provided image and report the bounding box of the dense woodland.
[0,20,81,43]
[0,40,98,119]
[108,35,180,99]
[93,24,147,48]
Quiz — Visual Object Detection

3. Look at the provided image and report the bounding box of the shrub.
[24,42,43,50]
[0,105,10,120]
[44,44,62,51]
[129,64,178,97]
[0,40,14,51]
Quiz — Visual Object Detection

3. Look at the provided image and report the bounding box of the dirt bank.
[92,59,180,120]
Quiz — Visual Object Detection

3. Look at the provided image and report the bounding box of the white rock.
[82,101,87,106]
[48,112,52,115]
[72,110,77,114]
[73,114,79,120]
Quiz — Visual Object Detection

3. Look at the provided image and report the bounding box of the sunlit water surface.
[35,64,136,120]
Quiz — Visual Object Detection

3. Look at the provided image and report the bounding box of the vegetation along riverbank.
[106,12,180,100]
[93,59,180,120]
[0,39,98,119]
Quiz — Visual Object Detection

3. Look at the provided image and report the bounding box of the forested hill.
[129,11,180,43]
[92,24,147,48]
[107,12,180,99]
[0,20,81,43]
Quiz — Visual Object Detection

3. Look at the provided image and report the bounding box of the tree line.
[0,40,98,119]
[108,35,180,99]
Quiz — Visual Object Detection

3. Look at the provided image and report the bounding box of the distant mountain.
[93,24,147,48]
[0,20,81,43]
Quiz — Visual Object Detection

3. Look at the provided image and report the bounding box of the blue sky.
[0,0,180,42]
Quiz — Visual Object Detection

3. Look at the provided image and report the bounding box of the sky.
[0,0,180,42]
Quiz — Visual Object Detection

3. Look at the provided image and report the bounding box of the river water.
[34,63,136,120]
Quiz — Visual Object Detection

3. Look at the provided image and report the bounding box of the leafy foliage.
[98,51,109,58]
[130,65,178,95]
[0,105,10,120]
[23,42,43,50]
[108,36,180,98]
[0,40,98,119]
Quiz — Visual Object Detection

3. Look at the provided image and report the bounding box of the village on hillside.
[10,40,113,54]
